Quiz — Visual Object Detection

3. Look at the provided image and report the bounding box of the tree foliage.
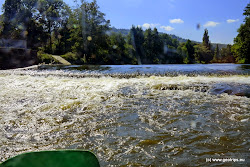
[184,40,195,63]
[67,0,110,64]
[202,28,211,49]
[193,29,213,63]
[143,28,163,63]
[1,0,22,39]
[232,3,250,64]
[194,44,212,63]
[212,44,220,63]
[38,0,70,53]
[0,0,248,65]
[129,26,144,64]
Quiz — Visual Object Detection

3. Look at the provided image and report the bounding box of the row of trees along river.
[0,0,249,65]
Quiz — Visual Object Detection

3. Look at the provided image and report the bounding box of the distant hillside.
[211,43,228,50]
[167,34,188,43]
[110,27,130,36]
[111,27,188,43]
[110,27,228,49]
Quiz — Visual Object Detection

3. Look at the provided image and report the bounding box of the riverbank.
[0,48,37,69]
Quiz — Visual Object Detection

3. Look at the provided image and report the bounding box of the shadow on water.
[238,64,250,70]
[38,65,111,71]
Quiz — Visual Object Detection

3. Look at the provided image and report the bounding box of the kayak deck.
[0,150,100,167]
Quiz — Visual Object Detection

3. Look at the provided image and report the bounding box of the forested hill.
[111,27,228,49]
[111,27,187,43]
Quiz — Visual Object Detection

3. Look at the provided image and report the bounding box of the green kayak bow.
[0,150,100,167]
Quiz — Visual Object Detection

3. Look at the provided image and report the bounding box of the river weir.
[0,64,249,166]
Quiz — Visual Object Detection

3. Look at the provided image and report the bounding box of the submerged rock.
[152,82,250,98]
[209,83,250,98]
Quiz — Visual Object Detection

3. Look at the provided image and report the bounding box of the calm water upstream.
[0,64,249,166]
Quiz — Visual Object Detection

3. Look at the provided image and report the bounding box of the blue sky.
[1,0,249,44]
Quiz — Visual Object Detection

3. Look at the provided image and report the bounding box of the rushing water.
[0,64,249,166]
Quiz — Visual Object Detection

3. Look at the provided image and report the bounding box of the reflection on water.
[37,64,250,76]
[38,65,111,71]
[0,64,249,166]
[238,64,250,70]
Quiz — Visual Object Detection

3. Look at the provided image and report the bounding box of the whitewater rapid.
[0,67,249,166]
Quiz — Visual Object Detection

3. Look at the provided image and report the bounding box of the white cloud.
[204,21,220,27]
[160,26,174,31]
[142,23,160,29]
[170,19,184,24]
[227,19,239,23]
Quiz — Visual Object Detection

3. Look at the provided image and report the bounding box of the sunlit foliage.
[232,3,250,64]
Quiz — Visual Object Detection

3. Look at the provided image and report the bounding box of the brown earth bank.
[0,48,37,69]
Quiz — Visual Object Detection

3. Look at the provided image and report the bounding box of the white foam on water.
[0,72,249,166]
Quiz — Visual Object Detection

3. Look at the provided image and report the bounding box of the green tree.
[194,44,212,63]
[107,32,129,64]
[194,29,213,63]
[52,4,72,54]
[212,44,220,63]
[177,40,195,64]
[68,0,110,64]
[21,0,48,49]
[151,28,163,63]
[143,28,163,63]
[129,25,144,64]
[160,33,180,63]
[0,0,48,49]
[232,3,250,63]
[164,45,182,64]
[126,31,138,64]
[160,33,179,49]
[177,43,188,63]
[185,40,195,63]
[202,28,211,49]
[67,8,83,53]
[220,45,235,63]
[0,15,3,34]
[37,0,67,53]
[143,28,153,63]
[1,0,22,39]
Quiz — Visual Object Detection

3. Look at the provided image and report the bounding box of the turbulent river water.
[0,64,249,166]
